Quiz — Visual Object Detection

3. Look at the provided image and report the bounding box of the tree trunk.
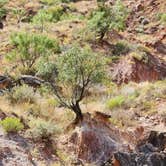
[71,102,83,124]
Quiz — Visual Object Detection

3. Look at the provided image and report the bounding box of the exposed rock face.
[112,53,166,84]
[0,134,34,166]
[113,151,166,166]
[69,113,131,165]
[113,131,166,166]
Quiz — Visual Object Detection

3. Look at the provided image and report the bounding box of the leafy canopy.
[51,45,106,108]
[7,32,60,73]
[87,0,128,40]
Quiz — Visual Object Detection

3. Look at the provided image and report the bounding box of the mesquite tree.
[7,32,60,74]
[88,0,128,41]
[49,46,105,123]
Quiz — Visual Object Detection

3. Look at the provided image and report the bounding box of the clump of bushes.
[27,118,60,141]
[6,85,36,104]
[106,95,125,109]
[112,41,130,56]
[0,117,24,133]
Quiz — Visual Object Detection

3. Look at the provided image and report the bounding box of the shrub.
[131,51,149,63]
[27,118,60,141]
[36,57,57,81]
[87,0,128,40]
[106,95,125,109]
[0,117,24,133]
[112,41,130,56]
[32,9,52,32]
[6,85,36,104]
[0,0,8,20]
[157,13,166,24]
[7,32,60,73]
[47,5,65,22]
[110,109,135,127]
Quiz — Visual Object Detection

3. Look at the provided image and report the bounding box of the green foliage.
[6,85,36,104]
[0,117,24,133]
[47,45,106,115]
[157,13,166,24]
[32,6,67,31]
[87,0,128,40]
[56,46,105,85]
[112,41,130,56]
[40,0,69,5]
[7,32,60,72]
[0,0,8,20]
[131,51,149,63]
[0,0,7,6]
[47,5,65,22]
[106,95,125,109]
[32,9,52,32]
[27,118,60,141]
[12,8,26,24]
[36,57,57,81]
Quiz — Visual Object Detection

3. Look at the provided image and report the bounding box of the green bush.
[112,41,130,56]
[27,118,60,141]
[157,13,166,24]
[0,0,8,20]
[0,117,24,133]
[6,85,36,104]
[131,51,149,63]
[106,95,125,109]
[47,5,65,22]
[87,0,128,40]
[7,32,60,73]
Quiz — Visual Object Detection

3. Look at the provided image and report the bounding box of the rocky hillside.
[0,0,166,165]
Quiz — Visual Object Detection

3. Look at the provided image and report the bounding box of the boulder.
[0,76,12,90]
[69,113,130,165]
[17,75,44,88]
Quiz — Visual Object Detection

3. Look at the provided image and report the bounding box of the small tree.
[12,8,26,27]
[7,32,60,73]
[32,10,51,33]
[48,46,105,123]
[87,0,128,41]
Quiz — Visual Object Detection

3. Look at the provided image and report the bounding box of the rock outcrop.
[112,53,166,84]
[69,113,133,165]
[113,131,166,166]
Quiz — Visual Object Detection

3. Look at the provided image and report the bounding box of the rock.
[142,18,150,25]
[154,41,166,54]
[112,53,166,84]
[147,131,166,151]
[69,113,130,165]
[0,109,6,120]
[0,75,13,90]
[0,22,3,29]
[93,111,111,123]
[135,4,144,12]
[113,151,166,166]
[17,75,45,88]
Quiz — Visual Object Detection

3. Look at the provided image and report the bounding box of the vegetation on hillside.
[0,0,165,165]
